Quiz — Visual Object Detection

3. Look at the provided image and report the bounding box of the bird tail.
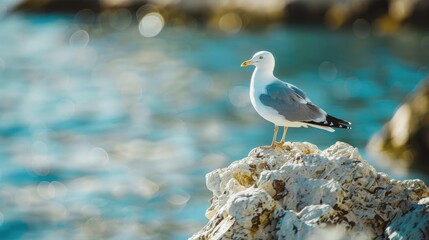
[304,115,352,130]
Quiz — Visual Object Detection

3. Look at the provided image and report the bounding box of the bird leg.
[279,126,288,144]
[270,125,284,148]
[270,125,279,147]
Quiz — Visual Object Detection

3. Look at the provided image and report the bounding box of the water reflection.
[318,61,337,81]
[217,12,242,34]
[139,12,164,37]
[0,12,428,240]
[69,29,90,47]
[352,18,371,39]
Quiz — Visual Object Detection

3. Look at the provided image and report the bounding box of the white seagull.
[241,51,351,148]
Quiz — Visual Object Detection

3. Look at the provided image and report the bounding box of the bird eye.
[259,56,263,59]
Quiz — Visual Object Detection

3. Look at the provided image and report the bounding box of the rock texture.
[191,142,429,239]
[369,79,429,176]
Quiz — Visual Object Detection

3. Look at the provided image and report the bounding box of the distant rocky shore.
[10,0,429,30]
[369,79,429,176]
[191,142,429,239]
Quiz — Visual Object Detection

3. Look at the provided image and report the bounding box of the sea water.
[0,11,428,239]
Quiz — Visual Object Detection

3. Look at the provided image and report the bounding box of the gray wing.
[259,81,326,122]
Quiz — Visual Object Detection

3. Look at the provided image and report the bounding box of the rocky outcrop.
[368,79,429,176]
[191,142,429,239]
[10,0,429,29]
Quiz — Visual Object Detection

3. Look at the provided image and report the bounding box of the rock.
[10,0,146,13]
[190,142,429,239]
[9,0,429,29]
[368,79,429,176]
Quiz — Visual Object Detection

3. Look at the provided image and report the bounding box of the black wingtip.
[305,115,352,130]
[338,125,352,129]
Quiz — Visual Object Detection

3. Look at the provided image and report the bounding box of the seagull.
[241,51,351,148]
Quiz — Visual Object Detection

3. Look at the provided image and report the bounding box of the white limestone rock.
[190,142,429,240]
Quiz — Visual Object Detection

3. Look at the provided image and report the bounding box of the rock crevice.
[191,142,429,239]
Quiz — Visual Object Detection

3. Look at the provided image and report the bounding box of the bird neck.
[250,67,275,93]
[252,67,275,82]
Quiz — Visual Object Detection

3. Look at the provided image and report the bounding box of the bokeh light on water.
[0,0,429,239]
[139,12,164,38]
[69,29,90,47]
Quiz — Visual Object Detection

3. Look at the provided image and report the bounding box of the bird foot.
[261,141,285,149]
[272,141,285,148]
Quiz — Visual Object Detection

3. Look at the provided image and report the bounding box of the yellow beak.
[241,60,253,67]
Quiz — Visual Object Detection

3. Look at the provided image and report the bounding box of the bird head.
[241,51,275,71]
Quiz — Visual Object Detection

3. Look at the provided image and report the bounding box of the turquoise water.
[0,12,429,239]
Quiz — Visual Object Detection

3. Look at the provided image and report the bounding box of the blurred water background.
[1,0,429,239]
